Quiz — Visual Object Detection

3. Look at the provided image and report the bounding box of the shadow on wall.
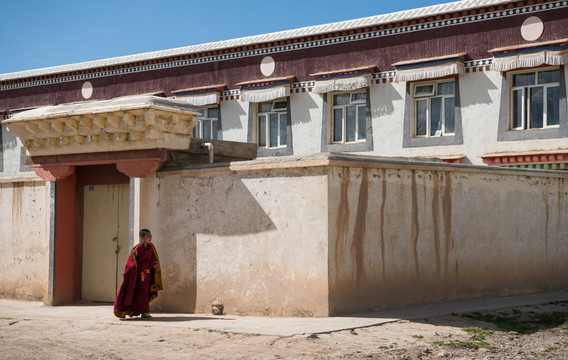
[371,83,403,118]
[219,101,246,131]
[2,128,19,151]
[152,173,277,313]
[460,72,498,107]
[291,92,320,125]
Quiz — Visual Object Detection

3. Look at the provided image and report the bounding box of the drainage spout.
[201,142,214,164]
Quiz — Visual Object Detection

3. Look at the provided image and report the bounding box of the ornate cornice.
[2,96,199,158]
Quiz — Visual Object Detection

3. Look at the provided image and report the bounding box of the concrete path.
[2,291,568,337]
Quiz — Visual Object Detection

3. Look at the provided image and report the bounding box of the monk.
[114,228,163,319]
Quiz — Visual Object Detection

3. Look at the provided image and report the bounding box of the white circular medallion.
[81,81,93,99]
[521,16,544,41]
[260,56,275,77]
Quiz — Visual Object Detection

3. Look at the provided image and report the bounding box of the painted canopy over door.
[82,184,129,302]
[1,95,200,181]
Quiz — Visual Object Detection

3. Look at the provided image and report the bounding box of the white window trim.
[257,100,288,149]
[509,67,560,131]
[412,80,456,138]
[192,107,219,140]
[330,90,367,144]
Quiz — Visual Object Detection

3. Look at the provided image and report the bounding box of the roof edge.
[0,0,518,83]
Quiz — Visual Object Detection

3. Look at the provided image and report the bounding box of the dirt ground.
[1,301,567,360]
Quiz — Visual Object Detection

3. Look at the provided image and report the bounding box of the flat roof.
[3,95,199,123]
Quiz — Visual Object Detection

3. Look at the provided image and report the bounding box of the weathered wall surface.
[141,166,330,316]
[0,180,49,300]
[328,164,568,314]
[137,155,567,317]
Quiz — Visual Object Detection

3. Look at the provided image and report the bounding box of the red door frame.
[52,164,129,304]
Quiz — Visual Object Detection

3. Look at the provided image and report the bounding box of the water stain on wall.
[335,168,350,276]
[351,168,368,287]
[11,182,24,232]
[558,179,565,234]
[432,172,441,275]
[544,179,550,260]
[442,173,453,276]
[380,169,386,280]
[411,171,420,277]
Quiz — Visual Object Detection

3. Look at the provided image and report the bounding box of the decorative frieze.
[1,1,565,92]
[211,59,499,101]
[482,151,568,170]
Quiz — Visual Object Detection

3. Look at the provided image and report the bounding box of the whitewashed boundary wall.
[140,153,568,316]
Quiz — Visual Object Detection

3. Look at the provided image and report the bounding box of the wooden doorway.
[81,183,130,302]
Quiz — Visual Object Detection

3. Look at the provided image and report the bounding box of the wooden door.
[82,184,129,302]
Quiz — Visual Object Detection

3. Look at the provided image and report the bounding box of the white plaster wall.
[0,126,37,179]
[0,180,49,300]
[370,81,406,156]
[219,99,249,142]
[290,91,324,155]
[370,73,500,164]
[139,173,160,236]
[216,68,567,165]
[142,167,330,316]
[466,69,568,158]
[370,69,568,164]
[459,70,502,164]
[1,126,21,175]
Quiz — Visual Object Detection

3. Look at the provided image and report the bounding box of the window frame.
[497,65,567,142]
[192,106,220,140]
[257,100,289,149]
[246,97,293,157]
[509,67,560,131]
[412,80,456,138]
[330,91,368,144]
[402,76,463,148]
[320,87,373,153]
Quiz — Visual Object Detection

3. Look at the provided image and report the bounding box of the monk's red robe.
[114,242,163,318]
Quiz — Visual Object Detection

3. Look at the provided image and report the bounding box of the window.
[510,68,560,130]
[331,91,367,143]
[403,77,462,148]
[413,80,455,137]
[192,107,219,140]
[497,65,567,142]
[257,100,287,148]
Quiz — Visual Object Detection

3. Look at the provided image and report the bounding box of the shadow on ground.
[119,316,234,322]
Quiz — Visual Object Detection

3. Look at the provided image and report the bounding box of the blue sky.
[1,0,453,74]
